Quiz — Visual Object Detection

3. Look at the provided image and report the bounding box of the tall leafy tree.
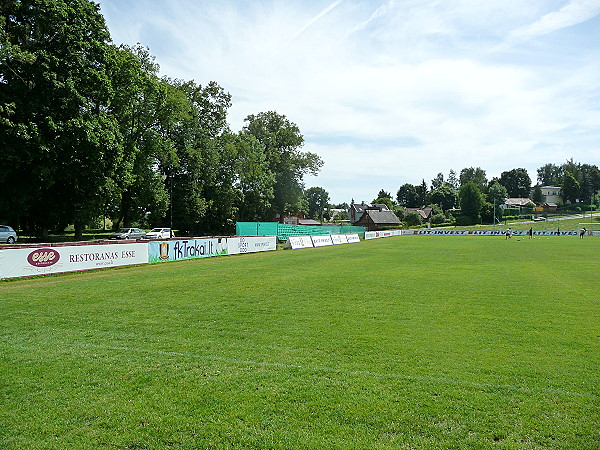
[531,185,543,204]
[562,172,580,204]
[243,111,322,220]
[417,179,428,206]
[537,163,563,186]
[486,181,508,206]
[226,132,274,222]
[459,167,487,191]
[499,168,531,198]
[377,189,391,199]
[447,169,459,190]
[108,44,176,228]
[459,182,485,220]
[429,183,457,210]
[304,187,329,220]
[431,172,444,191]
[396,183,419,207]
[168,79,233,234]
[0,0,124,237]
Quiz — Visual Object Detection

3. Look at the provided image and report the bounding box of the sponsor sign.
[311,235,333,247]
[227,236,276,254]
[148,238,227,263]
[416,229,580,236]
[0,243,148,279]
[330,234,348,245]
[364,230,403,239]
[346,234,360,243]
[285,236,313,249]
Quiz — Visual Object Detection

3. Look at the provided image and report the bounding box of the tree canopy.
[0,1,323,236]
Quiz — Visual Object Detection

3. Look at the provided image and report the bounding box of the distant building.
[539,186,562,205]
[283,211,321,226]
[349,202,400,230]
[404,207,433,221]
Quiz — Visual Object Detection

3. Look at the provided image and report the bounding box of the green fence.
[236,222,366,241]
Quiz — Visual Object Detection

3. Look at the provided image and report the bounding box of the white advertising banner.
[416,229,580,236]
[364,230,403,239]
[0,242,148,280]
[346,234,361,243]
[285,236,314,249]
[311,235,333,247]
[227,236,277,254]
[330,234,348,245]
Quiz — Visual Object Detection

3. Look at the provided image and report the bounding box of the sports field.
[1,236,599,448]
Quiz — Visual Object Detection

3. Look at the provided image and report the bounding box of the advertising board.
[148,238,227,263]
[330,234,348,244]
[285,236,314,249]
[0,242,148,279]
[346,234,360,243]
[311,235,333,247]
[227,236,277,254]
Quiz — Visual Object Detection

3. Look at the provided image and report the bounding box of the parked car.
[0,225,17,244]
[108,227,146,240]
[145,228,173,239]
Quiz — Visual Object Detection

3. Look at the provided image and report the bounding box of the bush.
[455,215,476,226]
[431,213,446,225]
[404,211,422,227]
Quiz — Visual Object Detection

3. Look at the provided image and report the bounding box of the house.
[349,202,401,230]
[540,186,562,205]
[354,209,401,231]
[404,207,433,221]
[283,211,321,225]
[349,202,393,224]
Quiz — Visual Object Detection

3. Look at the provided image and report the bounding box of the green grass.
[1,237,599,448]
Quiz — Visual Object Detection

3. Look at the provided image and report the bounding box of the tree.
[562,172,580,204]
[531,185,543,204]
[431,172,444,191]
[396,183,419,207]
[377,189,391,199]
[499,168,531,198]
[459,182,485,220]
[417,179,428,206]
[459,167,487,191]
[0,0,125,238]
[108,45,177,229]
[372,197,394,210]
[447,169,459,190]
[429,183,457,210]
[243,111,322,220]
[537,163,563,186]
[486,181,508,206]
[227,132,274,222]
[304,187,329,220]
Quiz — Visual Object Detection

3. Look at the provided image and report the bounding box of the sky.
[97,0,600,204]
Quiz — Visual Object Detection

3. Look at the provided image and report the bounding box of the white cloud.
[507,0,600,42]
[98,0,600,203]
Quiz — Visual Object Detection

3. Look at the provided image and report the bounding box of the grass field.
[1,236,599,448]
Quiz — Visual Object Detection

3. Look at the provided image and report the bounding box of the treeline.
[374,161,600,225]
[0,0,322,238]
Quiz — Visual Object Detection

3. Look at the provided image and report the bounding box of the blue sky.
[97,0,600,204]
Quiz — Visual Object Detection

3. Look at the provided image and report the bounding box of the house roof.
[405,207,433,220]
[505,198,533,206]
[298,219,322,226]
[366,210,400,225]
